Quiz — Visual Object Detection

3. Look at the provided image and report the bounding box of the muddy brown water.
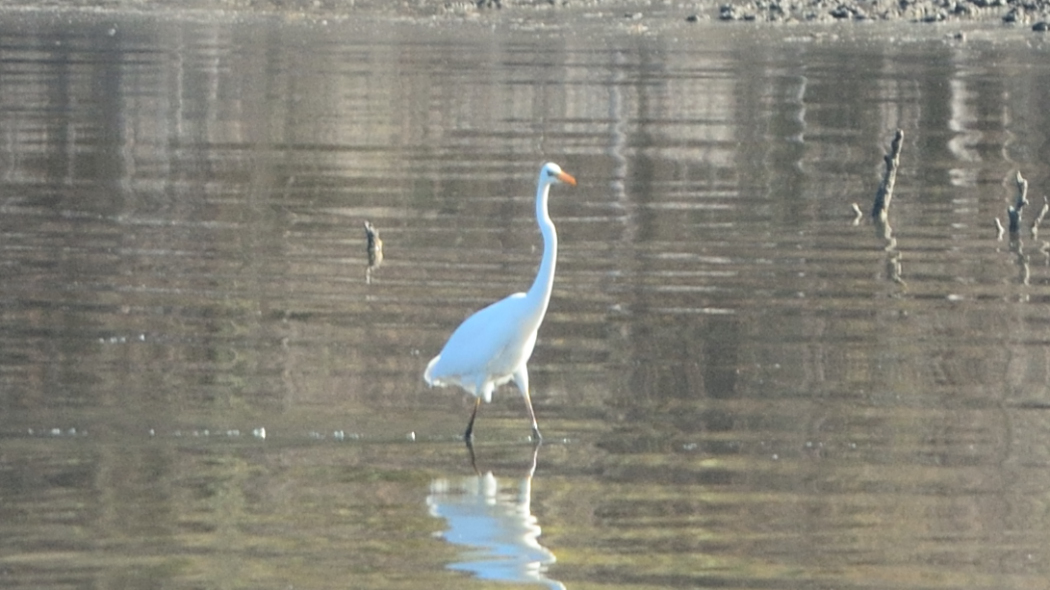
[2,9,1050,590]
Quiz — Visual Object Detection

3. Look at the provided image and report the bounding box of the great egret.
[425,162,577,442]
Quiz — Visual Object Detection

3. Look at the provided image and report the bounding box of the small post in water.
[871,129,904,221]
[1007,171,1029,235]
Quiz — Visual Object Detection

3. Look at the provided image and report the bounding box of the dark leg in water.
[464,397,481,442]
[465,437,479,473]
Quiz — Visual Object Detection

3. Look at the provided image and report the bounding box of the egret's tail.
[424,355,441,387]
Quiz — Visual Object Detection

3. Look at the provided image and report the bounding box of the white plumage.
[425,162,576,441]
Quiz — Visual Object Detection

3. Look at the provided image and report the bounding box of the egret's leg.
[523,390,542,442]
[464,397,481,441]
[513,366,542,442]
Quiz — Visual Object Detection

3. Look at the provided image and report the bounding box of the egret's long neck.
[527,179,557,314]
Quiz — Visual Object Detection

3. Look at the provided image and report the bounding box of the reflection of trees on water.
[426,444,565,590]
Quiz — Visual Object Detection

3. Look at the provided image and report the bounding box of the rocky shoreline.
[706,0,1050,25]
[1,0,1048,29]
[331,0,1050,26]
[349,0,1047,28]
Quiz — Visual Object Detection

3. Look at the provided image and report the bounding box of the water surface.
[2,9,1050,590]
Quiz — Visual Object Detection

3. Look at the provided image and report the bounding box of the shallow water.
[2,8,1050,590]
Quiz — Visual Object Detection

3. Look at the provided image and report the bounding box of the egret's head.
[542,162,577,187]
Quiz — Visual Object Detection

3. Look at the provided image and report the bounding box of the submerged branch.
[871,129,904,221]
[364,220,384,284]
[876,217,905,286]
[1006,171,1029,235]
[1030,195,1048,237]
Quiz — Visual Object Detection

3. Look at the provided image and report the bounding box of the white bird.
[425,162,577,442]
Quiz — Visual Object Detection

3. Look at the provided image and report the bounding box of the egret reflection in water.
[426,444,565,590]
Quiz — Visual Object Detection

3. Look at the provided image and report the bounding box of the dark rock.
[830,4,852,17]
[1034,20,1050,30]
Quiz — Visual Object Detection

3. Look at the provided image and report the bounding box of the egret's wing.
[429,293,531,384]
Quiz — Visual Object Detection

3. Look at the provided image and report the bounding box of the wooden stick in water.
[1007,171,1029,235]
[871,129,904,221]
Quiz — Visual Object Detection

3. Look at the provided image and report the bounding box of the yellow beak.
[556,171,577,186]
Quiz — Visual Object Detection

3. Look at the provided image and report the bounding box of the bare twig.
[871,129,904,221]
[364,220,383,284]
[851,202,864,225]
[364,220,383,264]
[1007,171,1029,235]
